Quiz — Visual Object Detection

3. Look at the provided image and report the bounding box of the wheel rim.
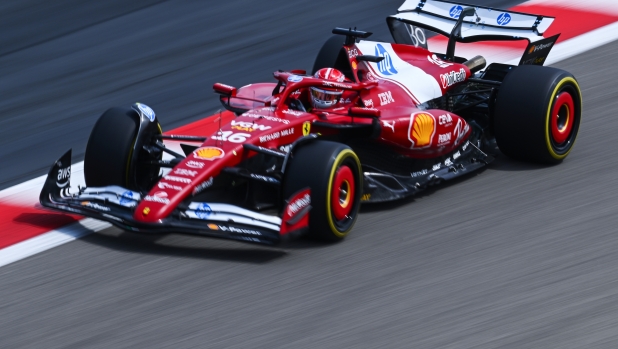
[550,91,575,145]
[331,165,355,221]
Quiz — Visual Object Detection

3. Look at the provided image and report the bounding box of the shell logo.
[408,112,436,148]
[194,147,225,161]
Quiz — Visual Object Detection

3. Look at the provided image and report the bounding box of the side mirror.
[213,83,237,96]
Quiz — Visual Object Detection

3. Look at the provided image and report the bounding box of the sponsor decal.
[144,194,170,204]
[288,75,303,83]
[174,168,198,177]
[81,201,111,212]
[164,175,192,184]
[287,192,311,218]
[432,163,441,171]
[207,223,218,230]
[428,54,453,68]
[462,141,470,151]
[195,203,212,219]
[302,121,311,136]
[154,191,168,198]
[250,173,279,183]
[528,42,554,54]
[243,113,290,124]
[322,81,348,89]
[374,44,397,75]
[348,48,359,58]
[444,157,453,166]
[453,151,461,160]
[119,191,136,206]
[143,207,150,215]
[158,182,182,191]
[282,109,303,117]
[381,120,395,132]
[453,119,470,145]
[194,147,225,160]
[449,5,464,18]
[259,128,294,143]
[365,72,379,82]
[352,61,357,70]
[523,56,546,65]
[438,113,453,125]
[361,193,371,201]
[193,177,214,195]
[212,131,250,143]
[378,91,395,106]
[408,113,436,148]
[340,97,351,104]
[186,160,204,169]
[411,169,429,177]
[136,103,156,122]
[217,225,261,236]
[497,13,511,26]
[440,68,466,88]
[270,96,280,104]
[363,99,374,108]
[56,166,71,188]
[438,132,452,144]
[279,144,292,153]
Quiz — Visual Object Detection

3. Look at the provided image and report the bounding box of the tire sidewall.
[283,141,362,241]
[494,65,582,164]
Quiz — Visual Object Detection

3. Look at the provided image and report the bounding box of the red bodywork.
[134,40,473,224]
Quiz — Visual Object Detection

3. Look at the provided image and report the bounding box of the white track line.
[0,218,110,268]
[2,20,618,268]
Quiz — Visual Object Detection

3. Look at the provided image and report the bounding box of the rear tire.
[283,141,362,241]
[84,107,162,190]
[494,65,582,164]
[312,35,345,75]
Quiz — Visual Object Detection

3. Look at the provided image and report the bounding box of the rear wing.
[388,0,555,44]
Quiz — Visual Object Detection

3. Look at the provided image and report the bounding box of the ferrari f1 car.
[40,0,582,245]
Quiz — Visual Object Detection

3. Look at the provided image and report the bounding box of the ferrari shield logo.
[408,112,435,148]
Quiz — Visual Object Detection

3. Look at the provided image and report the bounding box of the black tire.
[312,35,345,75]
[283,141,362,241]
[494,65,582,164]
[84,107,161,190]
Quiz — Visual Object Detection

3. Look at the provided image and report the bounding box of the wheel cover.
[550,92,574,145]
[331,165,355,221]
[544,77,582,160]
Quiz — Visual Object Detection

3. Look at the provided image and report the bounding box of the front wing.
[39,150,302,245]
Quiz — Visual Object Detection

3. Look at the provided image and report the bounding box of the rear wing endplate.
[389,0,555,44]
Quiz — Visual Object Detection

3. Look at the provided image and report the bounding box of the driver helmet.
[310,68,345,109]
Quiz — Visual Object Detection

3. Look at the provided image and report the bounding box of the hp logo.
[449,5,463,19]
[497,13,511,26]
[374,44,398,76]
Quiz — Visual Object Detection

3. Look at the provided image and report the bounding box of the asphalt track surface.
[2,1,618,348]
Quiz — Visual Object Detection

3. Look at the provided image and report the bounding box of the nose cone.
[133,145,230,223]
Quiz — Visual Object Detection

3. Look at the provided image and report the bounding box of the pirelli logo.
[408,112,436,148]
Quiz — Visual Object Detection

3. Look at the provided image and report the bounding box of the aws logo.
[408,113,436,148]
[374,44,398,76]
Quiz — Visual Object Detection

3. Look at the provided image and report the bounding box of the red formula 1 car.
[40,0,582,245]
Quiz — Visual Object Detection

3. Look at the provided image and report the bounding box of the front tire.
[494,65,582,164]
[283,141,362,241]
[84,107,162,190]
